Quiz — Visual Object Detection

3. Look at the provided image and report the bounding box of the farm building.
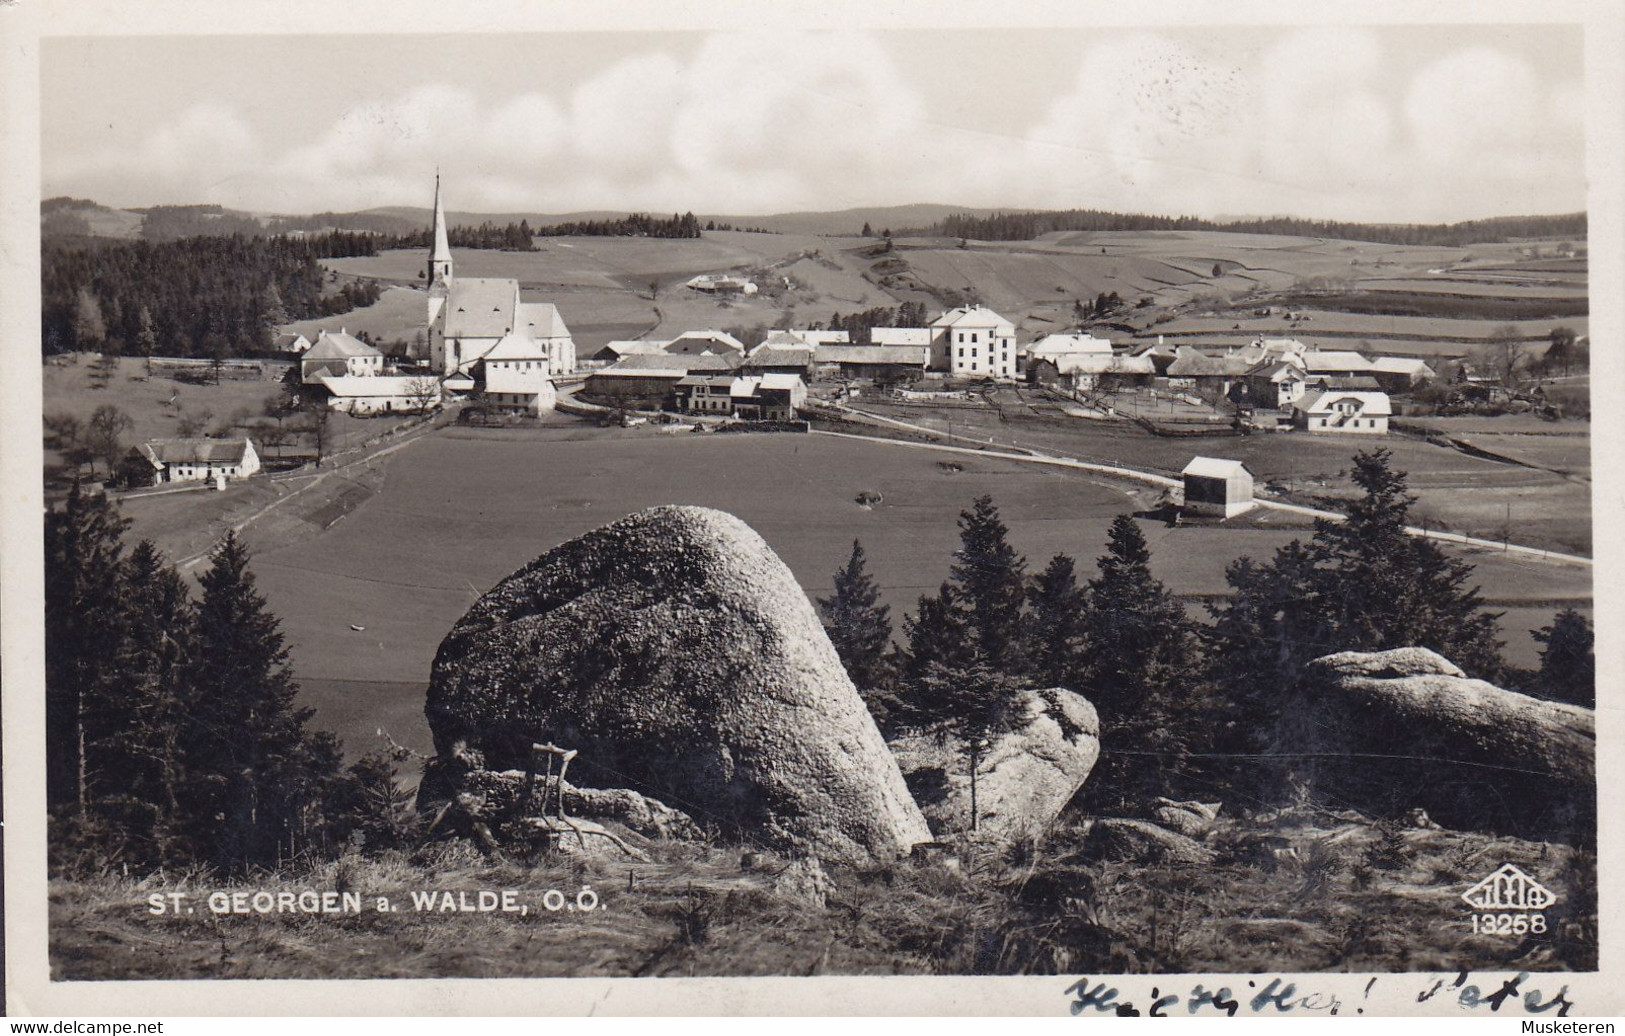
[423,178,576,376]
[480,355,556,416]
[272,332,311,355]
[1369,357,1437,393]
[1231,337,1308,366]
[1301,349,1375,377]
[1026,333,1113,366]
[793,330,850,347]
[1306,374,1383,392]
[1030,353,1155,392]
[1243,360,1308,409]
[583,353,736,409]
[732,374,807,421]
[1293,389,1392,434]
[813,345,929,382]
[136,437,261,484]
[315,374,440,415]
[664,329,746,357]
[587,339,668,363]
[870,327,931,347]
[740,343,816,378]
[759,330,815,349]
[673,375,736,414]
[932,305,1016,379]
[301,330,383,383]
[1131,339,1180,375]
[685,274,757,295]
[1181,457,1255,518]
[1166,347,1252,395]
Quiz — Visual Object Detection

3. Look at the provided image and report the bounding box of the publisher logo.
[1462,863,1558,911]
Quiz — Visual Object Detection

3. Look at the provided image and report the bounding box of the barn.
[1181,457,1255,518]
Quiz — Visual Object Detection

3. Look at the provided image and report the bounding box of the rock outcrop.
[1149,798,1221,840]
[1296,647,1595,840]
[425,505,931,865]
[1077,818,1216,867]
[889,688,1100,842]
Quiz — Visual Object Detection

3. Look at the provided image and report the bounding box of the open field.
[108,427,1590,758]
[1144,311,1587,344]
[278,285,429,346]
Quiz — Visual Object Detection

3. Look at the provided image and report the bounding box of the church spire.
[428,171,452,286]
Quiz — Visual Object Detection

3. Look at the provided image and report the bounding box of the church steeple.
[428,172,453,287]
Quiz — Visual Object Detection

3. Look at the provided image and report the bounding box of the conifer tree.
[818,540,893,692]
[1533,608,1595,708]
[901,582,974,688]
[43,483,131,811]
[1027,553,1086,688]
[182,532,333,869]
[949,495,1029,671]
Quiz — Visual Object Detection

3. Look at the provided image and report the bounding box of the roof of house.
[792,329,850,345]
[730,377,763,398]
[1370,357,1437,376]
[813,345,930,365]
[482,332,548,361]
[1052,353,1156,375]
[1183,456,1252,480]
[664,329,746,353]
[1295,390,1393,416]
[484,364,552,395]
[600,339,669,358]
[302,329,380,361]
[1028,333,1113,361]
[1248,360,1307,380]
[757,373,805,391]
[1308,374,1384,391]
[675,374,735,388]
[517,301,569,339]
[931,305,1013,331]
[760,329,813,348]
[869,327,931,346]
[315,374,437,398]
[594,353,737,376]
[1166,347,1252,377]
[272,332,310,350]
[442,278,520,338]
[1301,350,1375,373]
[744,344,815,367]
[140,438,254,466]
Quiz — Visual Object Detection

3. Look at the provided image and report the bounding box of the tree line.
[42,232,382,358]
[928,208,1588,248]
[47,487,410,874]
[529,212,703,239]
[807,301,932,345]
[819,449,1593,818]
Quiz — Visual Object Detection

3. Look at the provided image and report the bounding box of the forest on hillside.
[41,232,382,357]
[928,209,1588,247]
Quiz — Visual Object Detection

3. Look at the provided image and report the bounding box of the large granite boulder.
[889,688,1100,842]
[1296,647,1594,841]
[425,505,931,865]
[1077,818,1216,867]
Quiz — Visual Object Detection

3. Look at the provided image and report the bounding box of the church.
[421,177,574,413]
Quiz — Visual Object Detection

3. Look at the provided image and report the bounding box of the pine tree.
[182,532,334,870]
[949,495,1029,671]
[44,483,131,811]
[1027,553,1086,687]
[134,306,159,357]
[1533,608,1594,708]
[73,288,106,349]
[901,582,974,689]
[818,540,893,692]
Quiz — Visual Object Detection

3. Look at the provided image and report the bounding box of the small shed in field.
[1182,456,1255,518]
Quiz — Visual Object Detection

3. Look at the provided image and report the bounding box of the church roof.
[303,330,380,361]
[443,278,519,338]
[430,175,452,264]
[518,301,569,339]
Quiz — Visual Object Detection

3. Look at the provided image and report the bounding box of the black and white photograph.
[3,0,1620,1019]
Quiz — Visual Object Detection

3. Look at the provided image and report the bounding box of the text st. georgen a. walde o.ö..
[147,886,603,918]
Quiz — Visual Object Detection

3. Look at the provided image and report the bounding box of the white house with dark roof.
[931,305,1016,379]
[137,438,261,484]
[1293,389,1392,434]
[300,329,383,383]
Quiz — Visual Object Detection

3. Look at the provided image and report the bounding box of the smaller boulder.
[771,858,833,908]
[1078,818,1216,867]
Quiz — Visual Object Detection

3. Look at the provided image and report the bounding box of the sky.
[41,24,1587,223]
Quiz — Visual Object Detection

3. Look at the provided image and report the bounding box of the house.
[663,329,746,357]
[1026,333,1113,367]
[673,375,737,414]
[1131,339,1181,376]
[686,274,757,295]
[1369,357,1437,394]
[1181,457,1255,518]
[583,353,737,409]
[479,345,556,416]
[587,339,669,363]
[931,305,1016,379]
[1293,389,1392,434]
[137,438,261,484]
[1241,360,1308,409]
[1230,337,1308,367]
[315,374,441,415]
[813,345,930,381]
[870,327,931,347]
[272,332,311,355]
[730,374,807,421]
[740,342,816,378]
[423,177,576,376]
[1165,347,1252,395]
[1030,353,1155,392]
[301,329,383,383]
